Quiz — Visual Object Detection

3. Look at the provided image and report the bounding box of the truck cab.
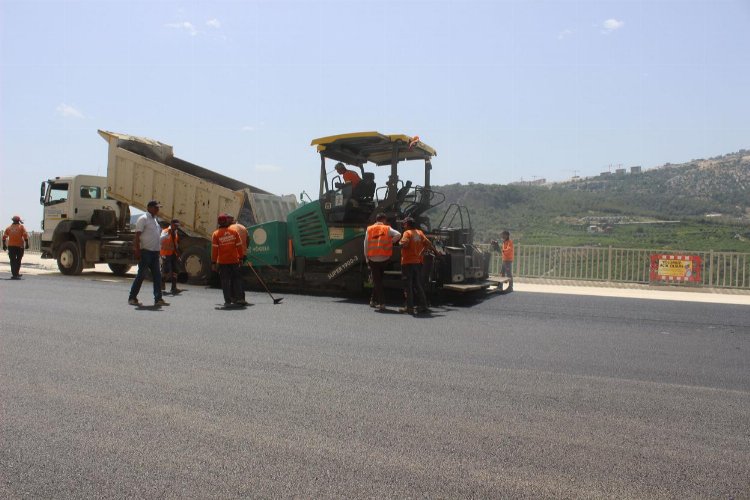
[40,174,132,275]
[40,175,121,244]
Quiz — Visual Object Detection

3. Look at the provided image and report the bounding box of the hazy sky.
[2,0,749,229]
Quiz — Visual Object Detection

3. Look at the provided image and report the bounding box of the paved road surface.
[1,269,748,498]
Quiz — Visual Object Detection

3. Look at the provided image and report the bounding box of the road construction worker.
[228,216,249,261]
[160,219,182,294]
[228,215,249,305]
[129,200,168,307]
[398,217,438,315]
[3,215,30,279]
[364,212,401,311]
[334,162,361,188]
[211,213,247,307]
[500,230,514,292]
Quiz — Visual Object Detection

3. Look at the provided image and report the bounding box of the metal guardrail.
[27,232,43,253]
[484,244,750,290]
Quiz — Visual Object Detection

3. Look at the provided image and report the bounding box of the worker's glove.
[25,241,29,250]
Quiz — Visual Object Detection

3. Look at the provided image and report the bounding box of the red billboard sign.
[649,254,702,283]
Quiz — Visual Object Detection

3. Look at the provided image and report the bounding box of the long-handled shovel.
[247,262,283,304]
[247,254,286,275]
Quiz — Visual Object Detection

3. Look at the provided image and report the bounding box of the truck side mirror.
[40,182,46,204]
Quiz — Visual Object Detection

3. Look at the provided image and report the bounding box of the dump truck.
[39,130,297,282]
[241,132,505,296]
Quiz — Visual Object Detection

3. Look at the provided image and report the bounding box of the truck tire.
[57,241,83,275]
[180,245,211,284]
[108,263,132,276]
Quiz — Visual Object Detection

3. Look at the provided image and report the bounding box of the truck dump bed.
[99,130,297,239]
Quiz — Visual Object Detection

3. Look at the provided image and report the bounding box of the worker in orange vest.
[500,230,514,292]
[3,215,30,280]
[398,217,438,314]
[364,212,401,311]
[160,218,182,294]
[334,162,361,188]
[211,213,247,307]
[228,215,249,262]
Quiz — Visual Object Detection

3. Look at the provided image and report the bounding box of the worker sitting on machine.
[327,162,369,221]
[334,162,361,189]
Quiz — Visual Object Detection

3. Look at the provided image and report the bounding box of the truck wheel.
[108,263,132,276]
[181,245,211,284]
[57,241,83,275]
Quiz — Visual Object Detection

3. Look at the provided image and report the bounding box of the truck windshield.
[46,182,69,205]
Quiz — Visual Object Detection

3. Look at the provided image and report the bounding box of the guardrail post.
[607,246,612,282]
[515,243,520,277]
[708,250,714,288]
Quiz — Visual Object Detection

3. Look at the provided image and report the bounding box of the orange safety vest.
[3,224,28,247]
[229,223,248,256]
[400,228,429,265]
[211,227,242,264]
[366,223,393,258]
[502,239,514,262]
[160,228,179,256]
[343,170,361,187]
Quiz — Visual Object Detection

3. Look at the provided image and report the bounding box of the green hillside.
[430,150,750,252]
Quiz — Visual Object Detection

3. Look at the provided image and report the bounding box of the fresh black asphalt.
[1,272,748,498]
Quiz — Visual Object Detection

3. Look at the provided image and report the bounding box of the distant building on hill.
[510,178,547,186]
[630,166,642,174]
